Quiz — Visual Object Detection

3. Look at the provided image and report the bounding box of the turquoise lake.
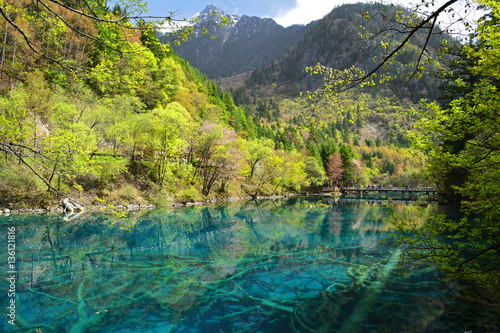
[0,196,498,332]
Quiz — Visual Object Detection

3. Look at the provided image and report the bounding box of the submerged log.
[249,295,294,313]
[337,249,402,333]
[292,250,403,333]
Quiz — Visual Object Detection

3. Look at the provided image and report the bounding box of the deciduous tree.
[327,152,343,184]
[304,156,326,187]
[193,122,241,196]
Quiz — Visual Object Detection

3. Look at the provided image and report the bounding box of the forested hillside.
[213,2,451,175]
[244,3,446,103]
[0,2,303,207]
[0,1,433,209]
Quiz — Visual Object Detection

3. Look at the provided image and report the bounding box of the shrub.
[0,163,43,196]
[116,184,141,202]
[148,190,173,208]
[178,187,200,203]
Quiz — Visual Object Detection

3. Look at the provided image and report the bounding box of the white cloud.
[273,0,348,27]
[273,0,485,32]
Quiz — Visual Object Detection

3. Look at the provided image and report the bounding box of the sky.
[135,0,364,27]
[119,0,483,31]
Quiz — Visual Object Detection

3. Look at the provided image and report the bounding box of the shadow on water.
[0,197,498,332]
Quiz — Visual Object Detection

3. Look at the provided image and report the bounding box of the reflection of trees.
[321,210,344,240]
[0,198,467,332]
[11,215,214,331]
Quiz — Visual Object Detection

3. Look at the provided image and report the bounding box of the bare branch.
[406,15,438,82]
[37,0,128,54]
[0,5,84,76]
[344,0,459,92]
[458,242,500,272]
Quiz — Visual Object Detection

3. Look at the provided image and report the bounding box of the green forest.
[0,0,317,206]
[0,0,499,285]
[0,0,432,208]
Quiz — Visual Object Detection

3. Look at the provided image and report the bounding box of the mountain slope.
[159,5,309,78]
[244,3,447,103]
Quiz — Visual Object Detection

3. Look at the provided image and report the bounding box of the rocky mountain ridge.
[244,2,448,103]
[158,4,309,78]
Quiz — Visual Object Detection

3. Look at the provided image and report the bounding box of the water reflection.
[0,197,497,332]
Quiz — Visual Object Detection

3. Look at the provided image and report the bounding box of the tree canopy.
[383,0,500,285]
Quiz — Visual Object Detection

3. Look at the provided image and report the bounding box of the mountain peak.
[194,4,240,25]
[200,4,219,14]
[157,4,239,34]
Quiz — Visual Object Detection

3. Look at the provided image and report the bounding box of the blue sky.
[110,0,482,31]
[132,0,352,27]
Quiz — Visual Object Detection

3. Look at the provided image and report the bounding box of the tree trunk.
[0,17,8,70]
[48,155,60,192]
[13,60,27,87]
[9,37,17,88]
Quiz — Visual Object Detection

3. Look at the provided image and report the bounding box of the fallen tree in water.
[291,249,405,332]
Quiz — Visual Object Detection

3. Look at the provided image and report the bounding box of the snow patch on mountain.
[157,4,240,34]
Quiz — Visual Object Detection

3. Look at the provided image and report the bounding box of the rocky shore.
[0,194,301,215]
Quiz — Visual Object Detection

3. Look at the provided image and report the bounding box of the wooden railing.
[322,186,437,195]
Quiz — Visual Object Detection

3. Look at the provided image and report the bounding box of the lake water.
[0,196,498,332]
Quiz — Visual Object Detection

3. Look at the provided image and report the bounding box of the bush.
[119,184,140,201]
[178,187,200,203]
[0,164,42,195]
[148,190,173,208]
[0,161,55,206]
[96,157,128,185]
[107,184,143,204]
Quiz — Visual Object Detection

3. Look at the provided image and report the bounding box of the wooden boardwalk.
[322,186,437,196]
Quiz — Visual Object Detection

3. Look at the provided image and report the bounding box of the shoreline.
[0,193,308,215]
[0,191,438,216]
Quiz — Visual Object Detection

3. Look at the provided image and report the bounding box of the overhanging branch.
[341,0,459,92]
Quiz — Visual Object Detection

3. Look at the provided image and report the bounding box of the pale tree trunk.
[80,42,85,59]
[56,34,61,55]
[43,28,50,56]
[67,41,72,57]
[0,17,8,70]
[13,60,27,87]
[9,37,17,88]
